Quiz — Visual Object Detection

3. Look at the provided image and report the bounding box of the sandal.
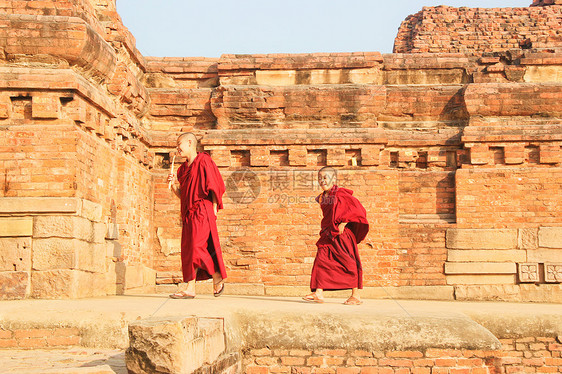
[213,281,225,297]
[302,293,324,303]
[169,291,195,299]
[343,296,363,305]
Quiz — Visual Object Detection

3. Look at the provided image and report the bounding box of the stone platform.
[0,294,561,373]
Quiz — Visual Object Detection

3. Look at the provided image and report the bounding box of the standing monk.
[167,133,227,298]
[303,167,369,305]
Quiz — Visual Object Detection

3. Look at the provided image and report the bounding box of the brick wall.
[394,5,562,53]
[244,336,562,374]
[0,327,81,349]
[456,169,562,228]
[151,48,562,302]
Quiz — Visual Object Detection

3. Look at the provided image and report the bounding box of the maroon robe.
[310,185,369,291]
[177,152,227,282]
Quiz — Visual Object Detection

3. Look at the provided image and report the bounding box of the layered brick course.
[0,327,80,349]
[244,336,562,374]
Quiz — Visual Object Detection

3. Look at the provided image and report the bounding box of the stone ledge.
[264,285,455,301]
[233,310,500,352]
[447,249,526,263]
[0,198,103,222]
[218,52,384,72]
[0,197,79,215]
[455,284,562,304]
[202,128,388,146]
[156,284,455,301]
[1,296,561,354]
[444,262,517,274]
[446,274,516,285]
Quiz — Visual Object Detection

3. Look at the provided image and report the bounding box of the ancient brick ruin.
[0,0,561,302]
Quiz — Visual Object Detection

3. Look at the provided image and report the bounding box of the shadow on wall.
[439,87,469,125]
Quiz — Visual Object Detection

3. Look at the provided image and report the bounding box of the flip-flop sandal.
[302,294,324,303]
[343,296,363,305]
[169,291,195,299]
[213,282,225,297]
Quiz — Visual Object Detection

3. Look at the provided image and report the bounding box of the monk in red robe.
[303,167,369,305]
[167,133,227,299]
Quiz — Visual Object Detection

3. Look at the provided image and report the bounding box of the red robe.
[177,152,227,282]
[310,185,369,291]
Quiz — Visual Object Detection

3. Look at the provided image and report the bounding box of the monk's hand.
[213,204,218,216]
[338,222,347,235]
[167,173,176,185]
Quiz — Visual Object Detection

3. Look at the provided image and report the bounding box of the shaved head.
[177,132,198,145]
[177,132,198,152]
[318,166,336,177]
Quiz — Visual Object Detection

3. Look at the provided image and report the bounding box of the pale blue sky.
[117,0,532,57]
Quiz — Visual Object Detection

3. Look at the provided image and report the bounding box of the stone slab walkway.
[0,348,126,373]
[0,295,561,372]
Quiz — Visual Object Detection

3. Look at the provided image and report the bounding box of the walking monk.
[303,167,369,305]
[167,133,226,298]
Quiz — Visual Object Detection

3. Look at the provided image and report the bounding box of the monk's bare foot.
[343,296,362,305]
[302,293,324,303]
[213,279,225,297]
[169,291,195,299]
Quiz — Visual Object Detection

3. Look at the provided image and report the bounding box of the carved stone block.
[544,263,562,283]
[518,263,539,283]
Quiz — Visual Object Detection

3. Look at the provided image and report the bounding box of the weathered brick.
[0,338,18,348]
[386,351,423,358]
[252,348,273,356]
[281,357,305,366]
[247,366,270,374]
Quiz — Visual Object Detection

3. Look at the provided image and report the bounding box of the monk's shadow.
[80,353,126,373]
[226,295,314,305]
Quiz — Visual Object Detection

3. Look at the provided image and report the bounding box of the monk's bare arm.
[210,191,218,215]
[338,222,347,235]
[167,173,181,199]
[172,185,181,199]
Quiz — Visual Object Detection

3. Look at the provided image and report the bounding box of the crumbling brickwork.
[0,0,560,301]
[394,4,562,53]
